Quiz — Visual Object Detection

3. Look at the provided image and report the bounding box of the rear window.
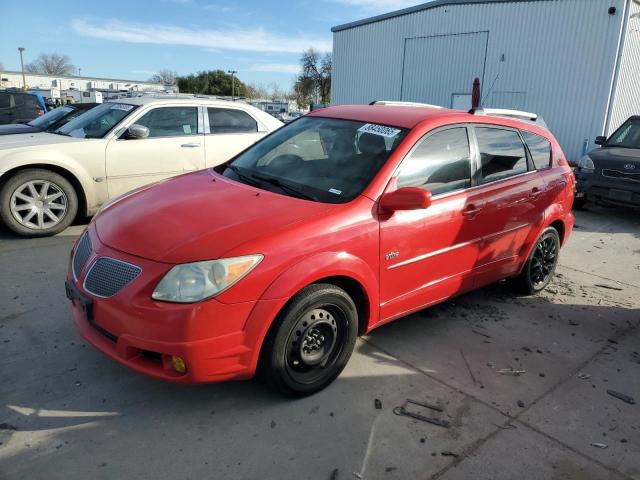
[522,131,552,170]
[476,127,528,184]
[0,94,10,108]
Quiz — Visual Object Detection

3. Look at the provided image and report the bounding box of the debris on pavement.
[517,400,525,408]
[0,423,18,431]
[441,451,459,458]
[577,372,592,380]
[374,398,382,410]
[590,442,608,449]
[329,468,339,480]
[498,368,526,376]
[594,284,623,291]
[472,329,492,339]
[393,399,450,428]
[606,390,636,405]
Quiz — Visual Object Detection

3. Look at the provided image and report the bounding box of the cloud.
[71,18,331,53]
[328,0,420,12]
[250,63,300,74]
[131,69,158,76]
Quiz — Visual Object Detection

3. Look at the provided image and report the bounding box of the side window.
[135,107,198,138]
[522,131,552,170]
[0,95,10,109]
[208,108,258,134]
[397,127,472,195]
[475,127,528,184]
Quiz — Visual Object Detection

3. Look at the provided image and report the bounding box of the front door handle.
[462,204,482,218]
[181,142,201,148]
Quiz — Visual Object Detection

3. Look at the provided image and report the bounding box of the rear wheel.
[512,227,561,294]
[260,284,358,396]
[0,169,78,237]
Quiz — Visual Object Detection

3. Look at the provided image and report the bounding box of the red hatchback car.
[66,104,575,395]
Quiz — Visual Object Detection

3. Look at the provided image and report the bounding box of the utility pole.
[78,67,82,76]
[227,70,237,101]
[18,47,26,91]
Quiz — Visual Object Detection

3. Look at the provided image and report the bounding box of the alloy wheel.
[10,180,68,230]
[530,234,558,288]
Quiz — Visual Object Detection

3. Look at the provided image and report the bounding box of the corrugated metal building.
[332,0,640,160]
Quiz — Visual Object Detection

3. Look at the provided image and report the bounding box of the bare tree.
[245,82,269,100]
[149,69,177,85]
[25,53,75,75]
[267,82,286,101]
[300,48,331,104]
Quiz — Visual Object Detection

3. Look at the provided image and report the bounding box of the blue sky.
[1,0,420,90]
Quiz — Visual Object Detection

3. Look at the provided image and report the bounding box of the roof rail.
[370,100,445,109]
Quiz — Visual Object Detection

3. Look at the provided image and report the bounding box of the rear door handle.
[530,187,543,199]
[181,142,201,148]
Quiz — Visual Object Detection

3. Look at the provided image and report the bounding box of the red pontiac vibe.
[66,103,575,395]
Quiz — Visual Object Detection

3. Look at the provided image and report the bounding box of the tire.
[573,197,586,210]
[512,227,561,295]
[259,283,358,396]
[0,169,78,237]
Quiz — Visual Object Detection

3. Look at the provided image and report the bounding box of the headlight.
[577,155,595,173]
[151,255,263,303]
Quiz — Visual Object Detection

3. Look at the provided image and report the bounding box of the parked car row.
[64,102,577,394]
[0,90,46,125]
[0,97,283,236]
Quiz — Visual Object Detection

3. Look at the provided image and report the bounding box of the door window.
[475,127,528,183]
[208,108,257,133]
[522,131,552,170]
[397,127,472,195]
[135,107,198,138]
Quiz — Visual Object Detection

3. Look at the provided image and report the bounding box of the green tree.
[176,70,247,97]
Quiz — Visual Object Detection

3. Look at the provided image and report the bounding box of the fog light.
[171,356,187,374]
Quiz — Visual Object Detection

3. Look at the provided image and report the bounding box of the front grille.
[72,232,92,279]
[602,169,640,183]
[84,257,141,298]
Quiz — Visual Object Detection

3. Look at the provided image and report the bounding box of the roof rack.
[369,100,445,109]
[469,107,547,127]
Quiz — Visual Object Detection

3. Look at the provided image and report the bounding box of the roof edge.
[331,0,552,32]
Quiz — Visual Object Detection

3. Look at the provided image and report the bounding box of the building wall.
[0,71,167,93]
[332,0,626,160]
[607,0,640,135]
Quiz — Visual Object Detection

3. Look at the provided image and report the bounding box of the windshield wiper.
[225,165,264,188]
[50,130,69,136]
[250,172,316,201]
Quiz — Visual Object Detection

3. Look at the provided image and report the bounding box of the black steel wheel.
[259,284,358,396]
[513,227,561,294]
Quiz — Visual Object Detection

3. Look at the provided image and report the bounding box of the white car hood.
[0,132,89,151]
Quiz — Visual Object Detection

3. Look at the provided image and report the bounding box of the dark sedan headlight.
[577,155,595,173]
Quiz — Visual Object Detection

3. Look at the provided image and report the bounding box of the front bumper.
[66,225,283,384]
[576,171,640,206]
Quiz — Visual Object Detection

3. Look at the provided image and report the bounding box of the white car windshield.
[54,103,137,139]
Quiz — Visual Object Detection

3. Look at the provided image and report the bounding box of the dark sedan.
[575,116,640,208]
[0,103,98,136]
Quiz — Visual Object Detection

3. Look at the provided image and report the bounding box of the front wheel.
[512,227,561,294]
[0,169,78,237]
[259,284,358,396]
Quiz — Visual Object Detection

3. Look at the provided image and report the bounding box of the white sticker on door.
[358,123,401,138]
[183,124,192,134]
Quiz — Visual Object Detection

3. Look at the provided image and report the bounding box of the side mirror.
[380,187,432,212]
[124,124,150,139]
[595,136,607,145]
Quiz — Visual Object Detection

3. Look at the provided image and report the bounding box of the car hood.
[95,170,335,264]
[589,146,640,169]
[0,124,40,136]
[0,131,87,151]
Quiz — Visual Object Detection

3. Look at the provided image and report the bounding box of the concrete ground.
[0,205,639,480]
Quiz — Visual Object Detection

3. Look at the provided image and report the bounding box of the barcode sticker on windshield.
[110,104,134,112]
[358,123,401,138]
[329,188,342,195]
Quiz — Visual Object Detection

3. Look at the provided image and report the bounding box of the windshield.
[606,119,640,149]
[54,102,137,138]
[28,106,75,129]
[222,116,408,203]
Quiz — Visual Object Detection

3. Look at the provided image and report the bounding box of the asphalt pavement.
[0,205,638,480]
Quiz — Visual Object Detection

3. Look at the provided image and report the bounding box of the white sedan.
[0,97,282,236]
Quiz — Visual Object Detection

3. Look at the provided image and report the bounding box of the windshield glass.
[606,119,640,149]
[222,116,408,203]
[54,102,137,138]
[28,106,75,129]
